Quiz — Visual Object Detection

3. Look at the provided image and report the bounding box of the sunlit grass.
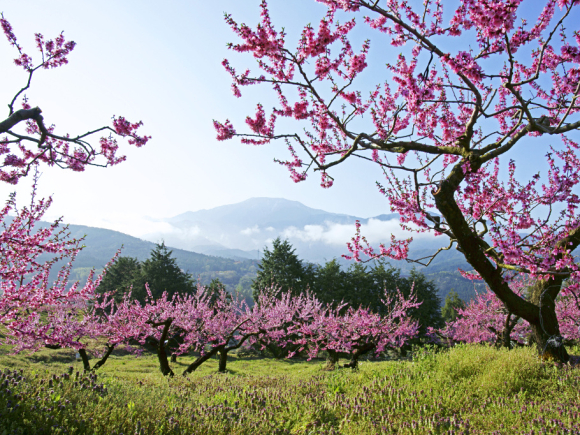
[1,344,579,434]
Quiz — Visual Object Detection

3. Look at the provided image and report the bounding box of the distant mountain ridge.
[52,197,484,302]
[156,197,444,267]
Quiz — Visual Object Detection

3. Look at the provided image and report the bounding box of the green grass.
[1,344,579,434]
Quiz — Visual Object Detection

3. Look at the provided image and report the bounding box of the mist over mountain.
[149,197,459,273]
[32,197,483,302]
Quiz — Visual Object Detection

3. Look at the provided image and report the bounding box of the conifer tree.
[135,242,196,301]
[252,238,310,301]
[96,256,141,303]
[441,290,466,324]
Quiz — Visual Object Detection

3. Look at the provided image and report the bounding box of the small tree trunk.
[171,353,177,363]
[78,348,91,372]
[218,349,228,372]
[92,344,116,371]
[344,343,375,370]
[151,318,174,377]
[325,349,339,371]
[182,347,221,376]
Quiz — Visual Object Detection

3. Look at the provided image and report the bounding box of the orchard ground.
[1,343,580,434]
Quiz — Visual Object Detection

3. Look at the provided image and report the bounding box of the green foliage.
[96,243,196,302]
[251,239,443,333]
[96,257,141,302]
[441,289,466,323]
[251,237,311,300]
[135,242,196,301]
[309,258,444,334]
[235,275,254,305]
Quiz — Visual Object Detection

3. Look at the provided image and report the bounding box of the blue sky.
[0,0,577,245]
[0,0,395,240]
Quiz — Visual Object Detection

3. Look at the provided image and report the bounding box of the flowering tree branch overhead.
[0,15,150,185]
[216,0,580,362]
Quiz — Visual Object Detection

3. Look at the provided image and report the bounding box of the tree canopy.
[96,242,196,302]
[217,0,580,362]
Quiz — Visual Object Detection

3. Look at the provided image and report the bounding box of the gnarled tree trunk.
[529,279,569,362]
[433,162,574,363]
[182,347,221,376]
[147,318,175,377]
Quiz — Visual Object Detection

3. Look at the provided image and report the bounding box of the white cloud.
[280,219,435,246]
[58,212,201,242]
[240,225,260,235]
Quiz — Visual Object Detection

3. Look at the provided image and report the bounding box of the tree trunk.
[92,344,116,371]
[432,164,576,363]
[325,349,339,371]
[218,349,228,372]
[171,353,177,363]
[182,347,221,376]
[152,318,175,377]
[78,348,91,372]
[529,280,569,362]
[343,343,376,370]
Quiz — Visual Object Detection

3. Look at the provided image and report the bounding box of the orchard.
[1,1,580,433]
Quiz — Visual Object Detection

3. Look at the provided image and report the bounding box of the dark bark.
[182,347,221,376]
[343,343,376,370]
[432,159,575,363]
[218,349,228,373]
[324,349,351,370]
[46,344,115,371]
[171,354,177,363]
[147,318,175,377]
[182,333,257,375]
[77,349,91,372]
[529,279,570,362]
[399,343,412,358]
[92,344,116,371]
[217,333,256,372]
[0,107,49,147]
[325,349,339,371]
[499,312,520,349]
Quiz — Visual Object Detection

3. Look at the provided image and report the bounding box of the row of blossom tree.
[0,185,421,376]
[1,177,578,376]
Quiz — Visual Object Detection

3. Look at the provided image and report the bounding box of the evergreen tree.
[235,275,254,306]
[96,256,141,303]
[441,289,466,323]
[309,259,443,334]
[310,258,349,305]
[251,238,311,301]
[135,242,196,301]
[404,268,444,334]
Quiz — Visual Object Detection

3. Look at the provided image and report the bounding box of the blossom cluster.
[0,16,150,184]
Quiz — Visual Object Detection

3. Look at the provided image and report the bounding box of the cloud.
[280,219,435,246]
[60,212,201,243]
[240,225,260,235]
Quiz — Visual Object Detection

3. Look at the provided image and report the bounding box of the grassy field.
[1,344,579,434]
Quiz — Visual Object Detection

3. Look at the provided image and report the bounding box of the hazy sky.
[0,1,576,243]
[0,0,397,239]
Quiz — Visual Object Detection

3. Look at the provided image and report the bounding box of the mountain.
[155,197,449,267]
[35,223,259,293]
[31,197,484,302]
